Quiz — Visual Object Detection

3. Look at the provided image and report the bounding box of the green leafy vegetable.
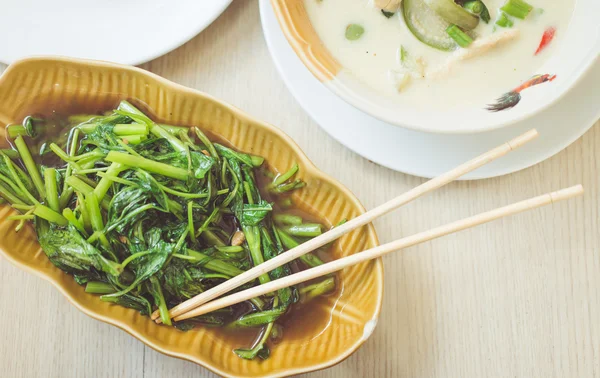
[37,223,122,278]
[102,293,152,315]
[148,275,172,326]
[242,201,273,226]
[228,307,287,329]
[0,101,338,361]
[102,240,172,299]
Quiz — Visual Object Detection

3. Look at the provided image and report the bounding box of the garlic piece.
[231,230,245,246]
[388,69,413,92]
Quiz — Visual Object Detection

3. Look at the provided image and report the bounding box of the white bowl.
[272,0,600,134]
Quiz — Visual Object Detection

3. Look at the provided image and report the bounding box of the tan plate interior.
[0,57,383,378]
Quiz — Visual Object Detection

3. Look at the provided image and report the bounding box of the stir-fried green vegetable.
[0,101,338,360]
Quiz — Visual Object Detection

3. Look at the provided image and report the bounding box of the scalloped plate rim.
[0,56,385,378]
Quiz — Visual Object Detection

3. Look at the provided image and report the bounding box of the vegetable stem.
[149,276,172,326]
[86,193,104,232]
[85,193,112,252]
[195,207,220,238]
[6,214,34,221]
[215,245,245,253]
[159,124,189,135]
[446,25,473,48]
[187,202,197,243]
[62,208,87,235]
[186,249,244,277]
[462,0,483,14]
[69,114,98,125]
[44,168,60,212]
[193,127,219,161]
[120,251,151,270]
[149,124,187,153]
[120,135,147,145]
[113,123,149,136]
[0,149,19,160]
[7,125,28,138]
[85,282,115,294]
[0,172,30,204]
[33,204,68,226]
[105,152,188,181]
[495,12,514,27]
[95,172,137,187]
[75,123,97,134]
[66,176,111,210]
[243,224,271,285]
[273,214,303,225]
[234,322,274,359]
[273,163,299,187]
[60,128,81,204]
[76,192,92,231]
[93,162,126,202]
[275,228,326,268]
[2,154,37,205]
[0,181,27,205]
[157,183,227,199]
[501,0,533,19]
[281,223,322,237]
[14,136,46,199]
[200,230,226,247]
[299,277,336,302]
[250,155,264,167]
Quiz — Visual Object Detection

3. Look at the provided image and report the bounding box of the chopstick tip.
[508,129,539,150]
[550,184,584,203]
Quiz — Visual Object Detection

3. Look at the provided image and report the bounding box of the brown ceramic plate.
[0,57,384,377]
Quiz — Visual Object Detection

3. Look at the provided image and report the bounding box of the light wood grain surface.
[1,1,599,377]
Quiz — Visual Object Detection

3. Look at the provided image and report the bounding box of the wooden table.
[1,2,599,377]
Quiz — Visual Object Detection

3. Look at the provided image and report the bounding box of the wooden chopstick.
[174,185,583,321]
[152,129,539,323]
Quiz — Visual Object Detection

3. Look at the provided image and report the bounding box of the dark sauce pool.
[4,98,343,355]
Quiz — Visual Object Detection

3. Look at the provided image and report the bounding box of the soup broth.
[304,0,575,110]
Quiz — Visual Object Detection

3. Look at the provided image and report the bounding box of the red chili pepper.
[535,27,556,55]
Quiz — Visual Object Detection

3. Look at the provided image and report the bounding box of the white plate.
[0,0,232,65]
[259,0,600,180]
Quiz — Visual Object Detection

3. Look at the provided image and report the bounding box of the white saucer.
[259,0,600,180]
[0,0,232,65]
